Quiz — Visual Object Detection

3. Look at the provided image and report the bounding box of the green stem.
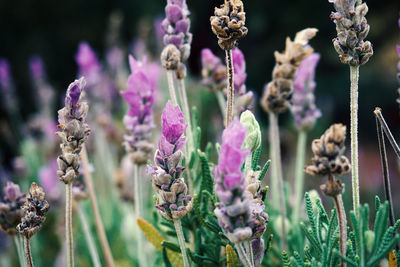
[167,70,178,106]
[177,78,194,157]
[269,112,287,250]
[244,153,252,176]
[81,146,115,267]
[293,130,307,224]
[173,219,190,267]
[215,90,226,122]
[13,235,26,267]
[23,236,33,267]
[77,204,101,267]
[225,49,234,127]
[133,164,147,267]
[65,183,74,267]
[234,243,253,267]
[246,241,254,267]
[350,65,360,217]
[332,192,347,267]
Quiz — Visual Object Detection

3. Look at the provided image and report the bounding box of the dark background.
[0,0,400,203]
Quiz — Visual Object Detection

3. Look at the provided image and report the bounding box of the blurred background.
[0,0,400,263]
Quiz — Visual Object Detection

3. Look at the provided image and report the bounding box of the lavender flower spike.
[121,55,157,165]
[396,19,400,107]
[148,101,192,220]
[291,53,322,130]
[57,77,91,184]
[0,181,26,235]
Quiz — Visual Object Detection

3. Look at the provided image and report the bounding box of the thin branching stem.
[225,49,234,127]
[77,204,101,267]
[269,112,287,250]
[81,146,115,267]
[23,236,33,267]
[65,182,74,267]
[173,219,190,267]
[167,70,178,106]
[133,164,147,267]
[293,130,307,224]
[350,65,360,217]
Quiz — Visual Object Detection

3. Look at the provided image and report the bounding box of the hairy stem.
[77,204,101,267]
[65,182,74,267]
[234,243,253,267]
[167,70,178,106]
[23,236,33,267]
[350,65,360,217]
[216,90,227,123]
[81,146,115,267]
[269,112,287,250]
[133,164,147,267]
[333,193,347,267]
[177,78,194,156]
[13,235,26,267]
[173,219,190,267]
[245,241,254,267]
[225,49,234,127]
[293,130,307,224]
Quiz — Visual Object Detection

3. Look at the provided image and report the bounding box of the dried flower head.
[261,28,318,114]
[122,55,158,165]
[329,0,373,66]
[0,182,26,235]
[148,101,192,220]
[305,123,351,184]
[17,183,49,238]
[210,0,248,50]
[56,78,91,184]
[291,53,322,130]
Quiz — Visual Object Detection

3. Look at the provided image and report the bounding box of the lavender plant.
[328,0,373,217]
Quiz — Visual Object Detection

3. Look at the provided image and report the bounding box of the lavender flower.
[161,0,192,62]
[0,182,26,235]
[232,48,247,95]
[328,0,373,66]
[252,238,265,267]
[76,42,101,78]
[291,53,322,130]
[148,101,192,220]
[29,56,45,81]
[17,183,49,238]
[56,78,90,184]
[39,160,62,201]
[397,19,400,106]
[0,58,18,111]
[0,58,11,89]
[122,55,158,165]
[201,49,226,91]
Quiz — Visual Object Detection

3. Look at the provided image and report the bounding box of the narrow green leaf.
[258,159,271,181]
[251,146,262,171]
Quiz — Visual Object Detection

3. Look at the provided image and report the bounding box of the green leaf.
[251,146,262,171]
[162,247,173,267]
[258,159,271,181]
[282,251,292,267]
[300,222,322,256]
[226,245,239,267]
[162,241,181,253]
[305,193,319,244]
[333,249,357,266]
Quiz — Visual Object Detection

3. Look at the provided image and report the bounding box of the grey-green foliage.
[287,194,400,267]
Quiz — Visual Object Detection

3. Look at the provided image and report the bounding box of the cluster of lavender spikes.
[147,101,192,220]
[56,78,91,184]
[291,53,322,130]
[214,118,267,245]
[121,55,158,165]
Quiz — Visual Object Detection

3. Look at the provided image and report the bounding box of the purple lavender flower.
[121,55,159,164]
[232,48,247,95]
[291,53,322,130]
[29,55,45,81]
[0,58,11,89]
[75,42,101,78]
[161,0,192,61]
[0,58,18,111]
[0,181,26,235]
[397,19,400,106]
[148,101,192,220]
[201,48,226,91]
[251,238,265,266]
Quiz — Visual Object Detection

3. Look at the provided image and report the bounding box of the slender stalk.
[215,90,226,122]
[225,49,234,127]
[374,108,400,159]
[23,236,33,267]
[81,146,115,267]
[234,243,253,267]
[173,219,190,267]
[333,193,347,267]
[244,153,252,176]
[245,241,254,267]
[13,235,26,267]
[269,112,287,250]
[77,204,101,267]
[177,78,194,156]
[65,182,74,267]
[293,130,307,224]
[133,164,147,267]
[350,65,360,217]
[167,70,178,106]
